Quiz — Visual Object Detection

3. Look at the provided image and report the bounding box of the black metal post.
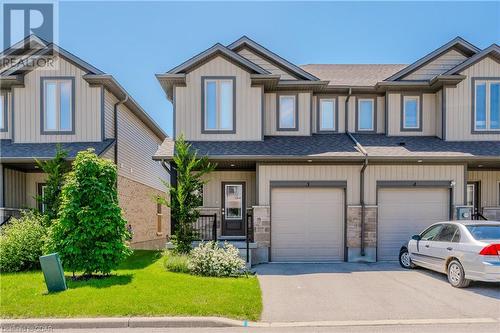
[212,213,217,242]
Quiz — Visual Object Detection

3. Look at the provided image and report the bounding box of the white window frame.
[203,78,234,132]
[0,94,5,131]
[319,98,336,131]
[278,95,297,130]
[42,78,74,133]
[357,98,374,131]
[403,96,420,129]
[474,80,500,131]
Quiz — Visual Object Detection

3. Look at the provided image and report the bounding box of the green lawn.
[0,250,262,320]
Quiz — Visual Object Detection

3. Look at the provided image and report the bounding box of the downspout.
[345,88,352,132]
[113,95,129,165]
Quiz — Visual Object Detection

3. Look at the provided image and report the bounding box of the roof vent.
[398,142,406,146]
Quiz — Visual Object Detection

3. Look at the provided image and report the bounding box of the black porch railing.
[246,211,254,263]
[0,208,23,227]
[194,213,217,241]
[472,212,488,220]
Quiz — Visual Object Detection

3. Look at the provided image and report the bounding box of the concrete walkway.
[254,262,500,322]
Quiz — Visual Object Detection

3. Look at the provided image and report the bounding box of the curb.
[0,317,245,330]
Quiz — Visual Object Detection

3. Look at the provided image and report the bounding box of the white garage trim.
[376,180,453,261]
[269,181,347,262]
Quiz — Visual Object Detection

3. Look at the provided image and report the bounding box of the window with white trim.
[474,80,500,131]
[319,98,335,131]
[358,99,374,131]
[42,79,73,132]
[403,96,420,129]
[278,95,297,130]
[204,79,234,131]
[0,95,5,131]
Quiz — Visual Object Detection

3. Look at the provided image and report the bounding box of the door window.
[435,224,459,242]
[420,224,442,241]
[225,184,242,219]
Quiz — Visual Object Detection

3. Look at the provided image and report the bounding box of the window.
[435,224,460,243]
[357,98,374,131]
[42,78,73,133]
[420,224,442,241]
[37,183,47,213]
[0,94,6,131]
[224,184,242,219]
[194,183,204,207]
[402,96,420,130]
[278,95,297,130]
[156,203,163,235]
[203,78,234,132]
[466,225,500,240]
[319,98,336,131]
[474,80,500,131]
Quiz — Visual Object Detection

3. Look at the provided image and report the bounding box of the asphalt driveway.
[254,262,500,322]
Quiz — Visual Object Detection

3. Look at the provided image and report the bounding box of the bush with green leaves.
[188,241,246,277]
[0,211,46,272]
[163,250,190,273]
[46,149,131,276]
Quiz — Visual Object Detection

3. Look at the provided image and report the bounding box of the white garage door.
[271,187,344,262]
[378,187,449,261]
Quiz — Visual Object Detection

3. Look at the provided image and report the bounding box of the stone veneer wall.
[118,175,170,250]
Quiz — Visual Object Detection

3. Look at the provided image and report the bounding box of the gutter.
[114,95,129,164]
[346,131,369,257]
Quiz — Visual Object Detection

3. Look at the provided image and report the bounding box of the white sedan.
[399,221,500,287]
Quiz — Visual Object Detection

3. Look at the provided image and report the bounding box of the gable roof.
[167,43,269,75]
[227,36,319,81]
[301,64,407,87]
[444,44,500,75]
[384,37,480,81]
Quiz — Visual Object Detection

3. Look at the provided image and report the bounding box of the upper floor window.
[0,94,6,132]
[357,98,375,131]
[319,98,336,131]
[41,78,74,133]
[474,80,500,131]
[202,77,235,133]
[277,94,297,130]
[402,95,421,130]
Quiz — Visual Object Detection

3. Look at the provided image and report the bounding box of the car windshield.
[466,225,500,240]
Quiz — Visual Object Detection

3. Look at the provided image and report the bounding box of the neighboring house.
[0,35,169,249]
[155,36,500,263]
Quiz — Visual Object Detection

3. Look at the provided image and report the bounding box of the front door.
[467,182,480,216]
[221,182,246,237]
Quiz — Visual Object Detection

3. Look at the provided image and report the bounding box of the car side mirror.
[411,235,421,241]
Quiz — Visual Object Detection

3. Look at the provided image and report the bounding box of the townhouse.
[155,36,500,263]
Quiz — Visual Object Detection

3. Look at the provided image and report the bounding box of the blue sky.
[56,1,499,136]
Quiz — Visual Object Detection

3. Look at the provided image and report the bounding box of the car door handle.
[425,244,430,248]
[447,247,453,251]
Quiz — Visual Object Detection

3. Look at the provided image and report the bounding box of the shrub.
[0,211,46,272]
[163,250,190,273]
[46,149,131,276]
[188,242,246,277]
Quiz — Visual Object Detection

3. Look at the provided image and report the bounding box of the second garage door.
[378,187,449,261]
[271,187,344,262]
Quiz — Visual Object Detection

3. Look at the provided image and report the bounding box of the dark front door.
[467,182,480,216]
[221,182,246,236]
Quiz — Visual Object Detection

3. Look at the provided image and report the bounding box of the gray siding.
[237,47,297,80]
[468,170,500,207]
[402,49,468,81]
[4,168,26,208]
[104,89,117,139]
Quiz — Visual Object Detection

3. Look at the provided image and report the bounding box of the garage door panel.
[378,188,448,261]
[271,187,344,262]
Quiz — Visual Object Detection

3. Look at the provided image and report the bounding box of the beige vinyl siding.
[0,91,12,139]
[237,47,297,80]
[435,89,443,138]
[258,164,361,205]
[12,56,102,143]
[312,95,347,133]
[468,170,500,207]
[4,168,26,208]
[445,56,500,141]
[403,49,468,81]
[264,92,311,136]
[365,164,464,205]
[258,164,464,206]
[104,89,117,139]
[376,96,385,134]
[201,171,256,209]
[117,104,167,191]
[175,56,262,141]
[386,92,437,136]
[347,97,356,132]
[25,173,47,209]
[100,144,115,161]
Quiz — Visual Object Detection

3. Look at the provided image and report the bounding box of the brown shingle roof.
[300,64,407,86]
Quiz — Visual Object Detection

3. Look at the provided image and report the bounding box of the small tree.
[35,145,70,226]
[47,149,131,276]
[158,136,216,254]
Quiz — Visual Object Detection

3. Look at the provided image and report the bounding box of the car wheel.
[447,260,471,288]
[399,248,414,269]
